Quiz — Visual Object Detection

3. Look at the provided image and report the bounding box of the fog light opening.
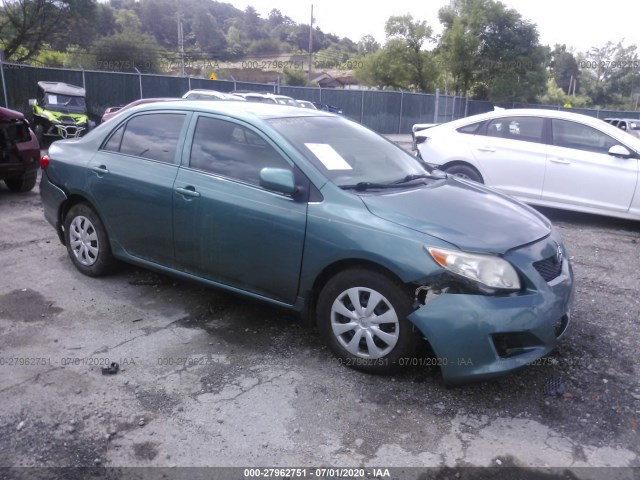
[492,332,543,358]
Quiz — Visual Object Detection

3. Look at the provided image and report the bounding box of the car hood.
[360,178,551,254]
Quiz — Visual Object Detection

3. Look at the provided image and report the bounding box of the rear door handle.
[91,165,109,175]
[550,157,571,164]
[175,186,201,198]
[477,147,496,152]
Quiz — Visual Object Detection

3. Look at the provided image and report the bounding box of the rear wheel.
[317,268,422,373]
[34,124,44,144]
[64,203,116,277]
[445,164,483,183]
[5,171,37,192]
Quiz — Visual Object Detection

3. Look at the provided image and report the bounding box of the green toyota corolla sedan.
[40,101,574,383]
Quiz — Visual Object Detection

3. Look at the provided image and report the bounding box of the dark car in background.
[0,106,40,192]
[313,102,343,114]
[39,100,574,384]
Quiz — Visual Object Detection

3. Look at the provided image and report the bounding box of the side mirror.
[608,145,632,158]
[28,99,36,107]
[259,168,297,195]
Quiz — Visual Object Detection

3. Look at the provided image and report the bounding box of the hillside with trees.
[0,0,638,109]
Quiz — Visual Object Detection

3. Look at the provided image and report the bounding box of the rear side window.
[485,116,544,143]
[103,113,185,164]
[456,122,483,135]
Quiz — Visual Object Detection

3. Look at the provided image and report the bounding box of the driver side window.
[189,116,291,186]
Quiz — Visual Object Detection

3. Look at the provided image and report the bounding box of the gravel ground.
[0,170,638,479]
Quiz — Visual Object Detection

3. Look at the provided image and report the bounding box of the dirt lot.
[0,170,639,479]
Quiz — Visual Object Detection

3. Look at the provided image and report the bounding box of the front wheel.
[64,203,116,277]
[444,164,483,183]
[317,268,422,373]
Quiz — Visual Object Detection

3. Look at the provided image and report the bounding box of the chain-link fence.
[1,61,638,133]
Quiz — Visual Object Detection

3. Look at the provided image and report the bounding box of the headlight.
[427,247,521,291]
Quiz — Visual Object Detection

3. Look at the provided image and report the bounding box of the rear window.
[103,113,185,164]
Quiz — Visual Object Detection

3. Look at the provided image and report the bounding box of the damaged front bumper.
[408,235,575,384]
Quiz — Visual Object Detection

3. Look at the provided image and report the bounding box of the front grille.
[533,256,562,282]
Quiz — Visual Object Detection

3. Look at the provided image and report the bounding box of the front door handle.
[176,186,201,198]
[477,146,496,152]
[549,157,571,164]
[91,165,109,175]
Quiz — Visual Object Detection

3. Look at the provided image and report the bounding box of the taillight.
[40,155,49,169]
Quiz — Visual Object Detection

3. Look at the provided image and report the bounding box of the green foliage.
[437,0,548,102]
[355,14,436,92]
[282,67,309,86]
[247,38,290,56]
[580,41,640,108]
[63,44,95,69]
[539,78,591,107]
[34,45,65,67]
[357,35,380,56]
[92,31,164,73]
[549,45,579,95]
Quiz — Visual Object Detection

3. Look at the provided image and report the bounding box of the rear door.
[467,115,548,200]
[86,111,189,264]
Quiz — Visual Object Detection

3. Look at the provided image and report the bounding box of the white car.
[233,92,297,106]
[182,89,245,101]
[415,109,640,221]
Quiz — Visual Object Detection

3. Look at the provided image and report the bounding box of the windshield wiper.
[340,182,398,191]
[390,173,445,185]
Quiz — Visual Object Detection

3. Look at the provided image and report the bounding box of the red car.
[0,106,40,192]
[101,98,177,123]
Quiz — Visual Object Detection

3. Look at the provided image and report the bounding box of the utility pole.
[308,4,314,80]
[177,12,185,77]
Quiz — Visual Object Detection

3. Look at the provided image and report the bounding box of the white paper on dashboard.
[304,143,352,170]
[48,95,58,105]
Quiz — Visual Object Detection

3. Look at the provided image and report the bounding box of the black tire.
[445,164,483,183]
[5,171,37,192]
[317,268,423,374]
[64,203,116,277]
[34,124,44,144]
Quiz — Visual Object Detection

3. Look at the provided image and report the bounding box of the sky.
[225,0,640,54]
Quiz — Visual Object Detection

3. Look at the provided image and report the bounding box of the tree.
[282,67,308,86]
[581,41,640,107]
[354,14,439,92]
[93,31,163,73]
[437,0,547,101]
[0,0,94,62]
[549,44,579,95]
[193,12,227,54]
[357,35,380,56]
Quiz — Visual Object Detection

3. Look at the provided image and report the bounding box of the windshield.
[44,93,86,113]
[269,116,429,187]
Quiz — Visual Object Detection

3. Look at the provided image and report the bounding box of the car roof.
[127,99,335,121]
[37,81,85,97]
[428,108,614,131]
